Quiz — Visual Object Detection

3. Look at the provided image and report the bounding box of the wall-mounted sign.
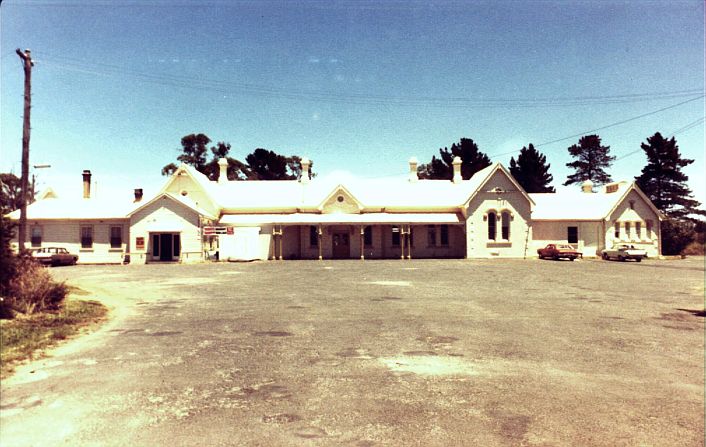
[136,237,145,250]
[203,226,234,235]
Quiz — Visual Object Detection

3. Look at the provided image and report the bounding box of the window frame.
[501,212,511,240]
[363,226,373,246]
[487,212,497,241]
[309,226,318,247]
[110,226,123,249]
[440,224,449,246]
[30,225,42,247]
[80,225,93,249]
[567,226,578,244]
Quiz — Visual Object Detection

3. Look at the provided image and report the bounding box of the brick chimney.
[581,179,594,193]
[82,170,91,198]
[134,188,143,202]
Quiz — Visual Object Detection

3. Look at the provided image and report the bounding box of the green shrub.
[661,219,695,256]
[3,256,68,315]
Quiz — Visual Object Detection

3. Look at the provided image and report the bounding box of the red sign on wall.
[136,237,145,250]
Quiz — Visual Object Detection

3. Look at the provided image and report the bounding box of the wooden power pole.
[16,48,33,251]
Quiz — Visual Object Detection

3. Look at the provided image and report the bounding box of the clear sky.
[1,0,704,206]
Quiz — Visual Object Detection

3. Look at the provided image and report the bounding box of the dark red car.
[537,244,582,261]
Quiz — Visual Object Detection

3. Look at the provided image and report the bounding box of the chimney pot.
[217,157,228,183]
[82,170,92,198]
[300,157,311,184]
[408,156,418,182]
[452,156,462,184]
[581,179,594,193]
[134,188,143,202]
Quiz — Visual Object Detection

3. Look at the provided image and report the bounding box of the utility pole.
[16,48,33,251]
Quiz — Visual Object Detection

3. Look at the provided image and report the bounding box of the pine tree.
[509,144,555,193]
[564,134,615,186]
[635,132,703,219]
[418,138,491,180]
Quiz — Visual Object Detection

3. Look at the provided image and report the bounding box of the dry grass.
[0,297,108,378]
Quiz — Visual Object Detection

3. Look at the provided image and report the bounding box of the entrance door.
[160,234,173,261]
[332,232,350,259]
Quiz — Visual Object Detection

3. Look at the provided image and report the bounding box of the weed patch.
[0,299,108,378]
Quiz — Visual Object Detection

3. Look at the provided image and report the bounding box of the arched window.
[501,212,511,240]
[487,212,497,241]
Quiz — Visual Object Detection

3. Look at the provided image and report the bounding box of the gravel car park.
[2,258,704,446]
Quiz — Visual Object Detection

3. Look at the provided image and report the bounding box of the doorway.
[152,233,181,262]
[332,232,350,259]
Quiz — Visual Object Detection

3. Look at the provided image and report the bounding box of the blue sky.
[1,0,704,206]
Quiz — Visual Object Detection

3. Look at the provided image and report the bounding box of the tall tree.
[509,144,555,193]
[635,132,703,219]
[418,138,491,180]
[1,173,25,213]
[564,134,615,186]
[162,134,249,181]
[246,149,295,180]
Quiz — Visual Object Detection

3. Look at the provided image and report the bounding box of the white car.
[601,244,647,262]
[31,247,79,266]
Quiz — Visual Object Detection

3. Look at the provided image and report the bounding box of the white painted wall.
[25,219,128,264]
[605,189,661,257]
[129,196,203,264]
[466,170,532,258]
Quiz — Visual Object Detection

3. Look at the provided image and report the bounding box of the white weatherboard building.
[8,157,662,263]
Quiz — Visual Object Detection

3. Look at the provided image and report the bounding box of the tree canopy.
[635,132,703,219]
[162,134,313,181]
[0,173,24,214]
[509,144,555,193]
[564,134,615,186]
[418,138,491,180]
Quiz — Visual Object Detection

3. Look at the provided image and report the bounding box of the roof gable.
[127,192,217,220]
[463,163,535,208]
[605,182,663,221]
[318,185,363,213]
[160,164,219,216]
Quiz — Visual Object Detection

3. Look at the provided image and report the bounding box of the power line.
[36,53,704,109]
[613,116,705,162]
[488,95,704,159]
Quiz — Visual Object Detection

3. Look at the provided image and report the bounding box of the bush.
[661,219,695,256]
[3,256,68,316]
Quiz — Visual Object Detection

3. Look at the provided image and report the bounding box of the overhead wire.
[36,53,704,109]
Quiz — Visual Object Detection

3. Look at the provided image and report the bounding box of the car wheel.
[619,256,625,262]
[602,253,608,260]
[636,258,641,262]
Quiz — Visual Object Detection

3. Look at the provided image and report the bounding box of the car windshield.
[557,245,574,249]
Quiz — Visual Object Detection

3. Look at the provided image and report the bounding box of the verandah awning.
[219,213,463,226]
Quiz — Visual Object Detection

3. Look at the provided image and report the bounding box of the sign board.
[203,226,234,235]
[135,237,145,250]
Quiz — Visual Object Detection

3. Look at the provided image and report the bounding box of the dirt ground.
[1,258,704,446]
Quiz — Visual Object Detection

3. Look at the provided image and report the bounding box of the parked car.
[601,244,647,262]
[537,244,582,261]
[31,247,79,266]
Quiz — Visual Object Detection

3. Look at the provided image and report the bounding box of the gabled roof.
[317,184,364,211]
[6,196,135,220]
[530,181,661,221]
[127,192,217,220]
[462,162,535,208]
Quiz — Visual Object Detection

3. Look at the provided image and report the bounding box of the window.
[614,221,620,239]
[440,225,449,246]
[636,222,642,240]
[646,220,653,239]
[392,226,401,246]
[309,226,318,247]
[80,226,93,249]
[427,225,437,246]
[567,226,578,244]
[501,212,511,240]
[364,226,373,246]
[625,222,631,240]
[487,212,497,241]
[31,226,42,247]
[110,226,122,248]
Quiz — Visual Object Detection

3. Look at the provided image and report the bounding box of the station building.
[7,156,662,263]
